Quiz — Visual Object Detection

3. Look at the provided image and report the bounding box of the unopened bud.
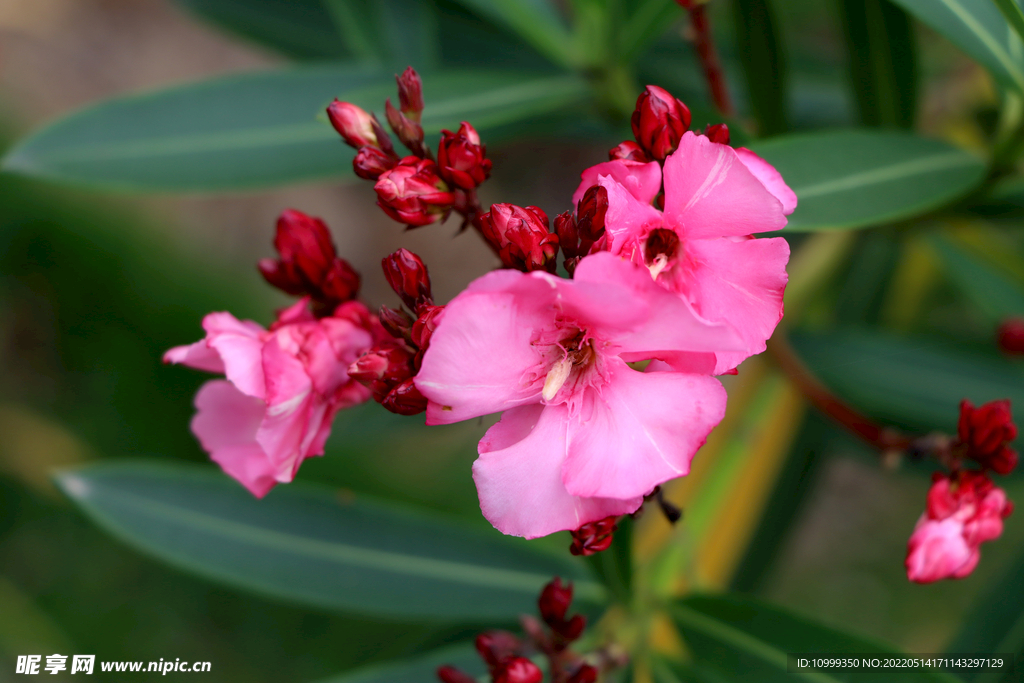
[957,399,1019,475]
[538,577,573,624]
[353,146,398,180]
[386,98,427,157]
[567,665,598,683]
[437,122,492,190]
[374,158,455,227]
[411,304,444,350]
[328,101,380,149]
[576,185,608,244]
[703,122,730,145]
[493,658,542,683]
[379,305,413,341]
[570,516,618,556]
[436,666,476,683]
[608,140,651,162]
[998,317,1024,355]
[348,345,415,385]
[480,204,559,273]
[381,377,428,415]
[631,85,691,160]
[397,67,424,123]
[475,631,521,669]
[382,248,433,311]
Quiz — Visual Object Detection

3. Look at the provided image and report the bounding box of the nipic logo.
[16,655,94,675]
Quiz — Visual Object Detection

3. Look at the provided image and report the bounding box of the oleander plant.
[4,0,1024,682]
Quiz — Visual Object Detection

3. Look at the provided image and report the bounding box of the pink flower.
[574,131,796,374]
[415,253,743,538]
[905,471,1013,583]
[164,299,379,497]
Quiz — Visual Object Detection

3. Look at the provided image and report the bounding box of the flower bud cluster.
[569,516,617,556]
[327,67,492,230]
[348,248,438,415]
[555,185,609,276]
[480,204,559,273]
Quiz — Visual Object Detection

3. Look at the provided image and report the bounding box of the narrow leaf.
[447,0,577,67]
[838,0,918,128]
[993,0,1024,48]
[314,643,483,683]
[928,232,1024,322]
[619,0,682,64]
[750,130,986,231]
[887,0,1024,92]
[1,67,589,192]
[56,461,605,620]
[324,0,441,69]
[732,0,789,135]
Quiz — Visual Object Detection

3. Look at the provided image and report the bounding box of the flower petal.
[473,403,642,538]
[572,160,662,207]
[663,132,787,238]
[163,340,225,374]
[191,380,278,498]
[255,336,319,477]
[735,147,798,215]
[598,175,663,258]
[905,517,976,584]
[562,359,727,499]
[202,312,267,398]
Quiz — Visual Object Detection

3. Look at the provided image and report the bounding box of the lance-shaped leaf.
[928,233,1024,323]
[733,0,789,136]
[887,0,1024,93]
[750,130,985,231]
[314,643,483,683]
[447,0,576,67]
[1,67,589,192]
[55,461,605,621]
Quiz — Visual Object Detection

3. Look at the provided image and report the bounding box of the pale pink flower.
[415,253,743,538]
[574,132,796,375]
[905,471,1013,583]
[164,299,378,497]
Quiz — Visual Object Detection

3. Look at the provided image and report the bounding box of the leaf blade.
[448,0,576,67]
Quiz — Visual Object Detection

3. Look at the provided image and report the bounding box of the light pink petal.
[417,271,556,425]
[202,312,267,398]
[905,517,975,583]
[663,132,787,239]
[735,147,798,215]
[573,253,745,357]
[255,336,317,474]
[163,340,225,374]
[673,236,789,373]
[562,359,727,499]
[599,175,663,257]
[572,160,662,206]
[472,403,642,538]
[191,380,277,498]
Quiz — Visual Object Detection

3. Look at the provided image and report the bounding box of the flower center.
[644,228,680,280]
[540,328,598,402]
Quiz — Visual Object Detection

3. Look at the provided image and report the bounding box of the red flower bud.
[555,210,579,256]
[493,658,542,683]
[382,248,433,312]
[480,204,559,273]
[411,304,444,351]
[570,516,618,556]
[328,101,381,149]
[538,577,573,624]
[703,122,730,145]
[631,85,691,160]
[381,377,428,415]
[998,317,1024,356]
[379,305,413,341]
[348,345,415,385]
[957,399,1019,475]
[386,98,427,157]
[353,146,398,180]
[374,157,455,227]
[568,665,598,683]
[437,122,492,190]
[437,666,476,683]
[576,185,608,245]
[608,140,651,162]
[397,66,424,123]
[475,631,521,669]
[258,209,361,305]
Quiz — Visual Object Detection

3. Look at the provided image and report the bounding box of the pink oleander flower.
[415,252,743,538]
[164,299,381,497]
[906,471,1013,583]
[573,131,797,375]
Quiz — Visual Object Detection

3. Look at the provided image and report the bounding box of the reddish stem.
[685,4,735,118]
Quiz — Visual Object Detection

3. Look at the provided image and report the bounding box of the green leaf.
[928,233,1024,322]
[172,0,349,60]
[1,67,589,192]
[732,0,789,136]
[750,130,986,232]
[993,0,1024,46]
[838,0,918,129]
[324,0,440,69]
[55,461,605,620]
[887,0,1024,93]
[619,0,682,64]
[672,593,962,682]
[448,0,577,67]
[789,329,1024,443]
[314,643,483,683]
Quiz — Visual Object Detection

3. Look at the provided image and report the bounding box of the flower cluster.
[905,399,1017,583]
[168,71,795,546]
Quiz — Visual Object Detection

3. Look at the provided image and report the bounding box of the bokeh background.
[1,1,1023,681]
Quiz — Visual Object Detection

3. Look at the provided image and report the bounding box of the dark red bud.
[703,122,730,145]
[998,318,1024,356]
[381,377,428,415]
[957,399,1019,475]
[631,85,691,160]
[608,140,651,162]
[386,98,427,157]
[480,204,559,273]
[260,209,361,304]
[353,146,398,180]
[411,304,444,350]
[379,305,414,341]
[576,185,608,244]
[538,577,573,624]
[348,345,415,385]
[397,67,424,123]
[383,248,433,311]
[493,658,542,683]
[568,665,598,683]
[475,631,521,669]
[437,666,476,683]
[437,122,492,190]
[327,101,379,149]
[374,157,455,227]
[570,516,618,556]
